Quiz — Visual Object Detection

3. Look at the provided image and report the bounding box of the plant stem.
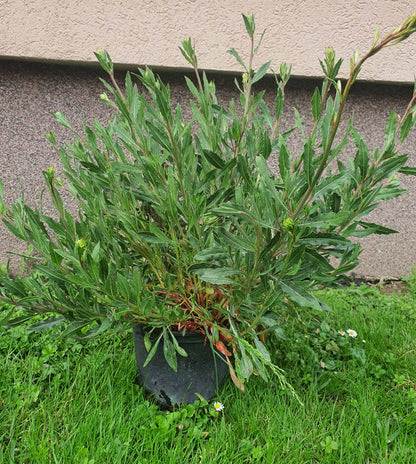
[293,17,416,218]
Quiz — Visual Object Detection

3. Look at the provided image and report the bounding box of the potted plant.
[1,14,416,406]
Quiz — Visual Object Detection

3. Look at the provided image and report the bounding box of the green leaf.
[94,50,113,74]
[298,232,350,247]
[275,86,284,121]
[194,247,227,262]
[398,166,416,176]
[185,76,201,100]
[352,128,370,180]
[313,171,348,199]
[311,87,322,122]
[303,212,352,229]
[237,155,254,189]
[374,155,407,182]
[202,150,225,169]
[26,317,66,331]
[60,321,91,338]
[1,314,34,328]
[400,113,416,143]
[143,331,163,367]
[211,204,252,221]
[302,138,315,186]
[253,337,271,362]
[91,242,101,263]
[143,331,152,351]
[373,187,406,201]
[170,334,189,357]
[163,330,178,372]
[278,137,291,180]
[254,28,267,54]
[215,227,256,252]
[321,97,334,148]
[227,48,247,71]
[179,39,195,66]
[353,221,398,237]
[0,276,28,297]
[381,110,397,155]
[329,192,341,213]
[242,13,255,38]
[259,231,281,261]
[252,61,271,84]
[53,112,72,129]
[82,317,113,339]
[189,266,240,285]
[0,177,4,206]
[279,280,322,310]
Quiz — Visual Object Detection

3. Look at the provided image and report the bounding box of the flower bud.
[283,218,295,232]
[75,238,87,249]
[99,93,111,104]
[325,47,335,70]
[46,132,56,147]
[46,167,55,178]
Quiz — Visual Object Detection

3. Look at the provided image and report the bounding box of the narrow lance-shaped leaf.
[352,128,370,180]
[80,317,114,339]
[353,221,398,236]
[374,154,408,182]
[1,314,35,328]
[311,87,322,122]
[252,61,271,84]
[170,334,188,357]
[279,280,322,311]
[202,149,225,169]
[400,112,416,143]
[275,85,284,121]
[143,331,163,367]
[227,48,247,71]
[312,171,348,200]
[226,355,246,392]
[278,137,291,180]
[163,330,178,372]
[26,317,66,332]
[53,112,72,129]
[302,138,315,186]
[60,321,92,338]
[381,110,397,156]
[399,166,416,176]
[189,265,240,285]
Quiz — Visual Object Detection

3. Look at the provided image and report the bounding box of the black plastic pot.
[133,325,229,407]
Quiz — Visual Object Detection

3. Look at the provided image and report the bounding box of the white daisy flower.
[338,330,345,336]
[347,329,357,338]
[213,401,224,411]
[320,361,327,369]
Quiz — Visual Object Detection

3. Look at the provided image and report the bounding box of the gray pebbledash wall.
[1,59,415,278]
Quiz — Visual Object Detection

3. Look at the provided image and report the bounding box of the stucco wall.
[1,0,415,83]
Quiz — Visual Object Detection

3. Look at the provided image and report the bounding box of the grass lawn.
[1,282,416,463]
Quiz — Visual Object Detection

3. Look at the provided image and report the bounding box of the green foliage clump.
[1,13,416,390]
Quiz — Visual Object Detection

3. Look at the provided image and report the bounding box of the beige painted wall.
[1,1,415,83]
